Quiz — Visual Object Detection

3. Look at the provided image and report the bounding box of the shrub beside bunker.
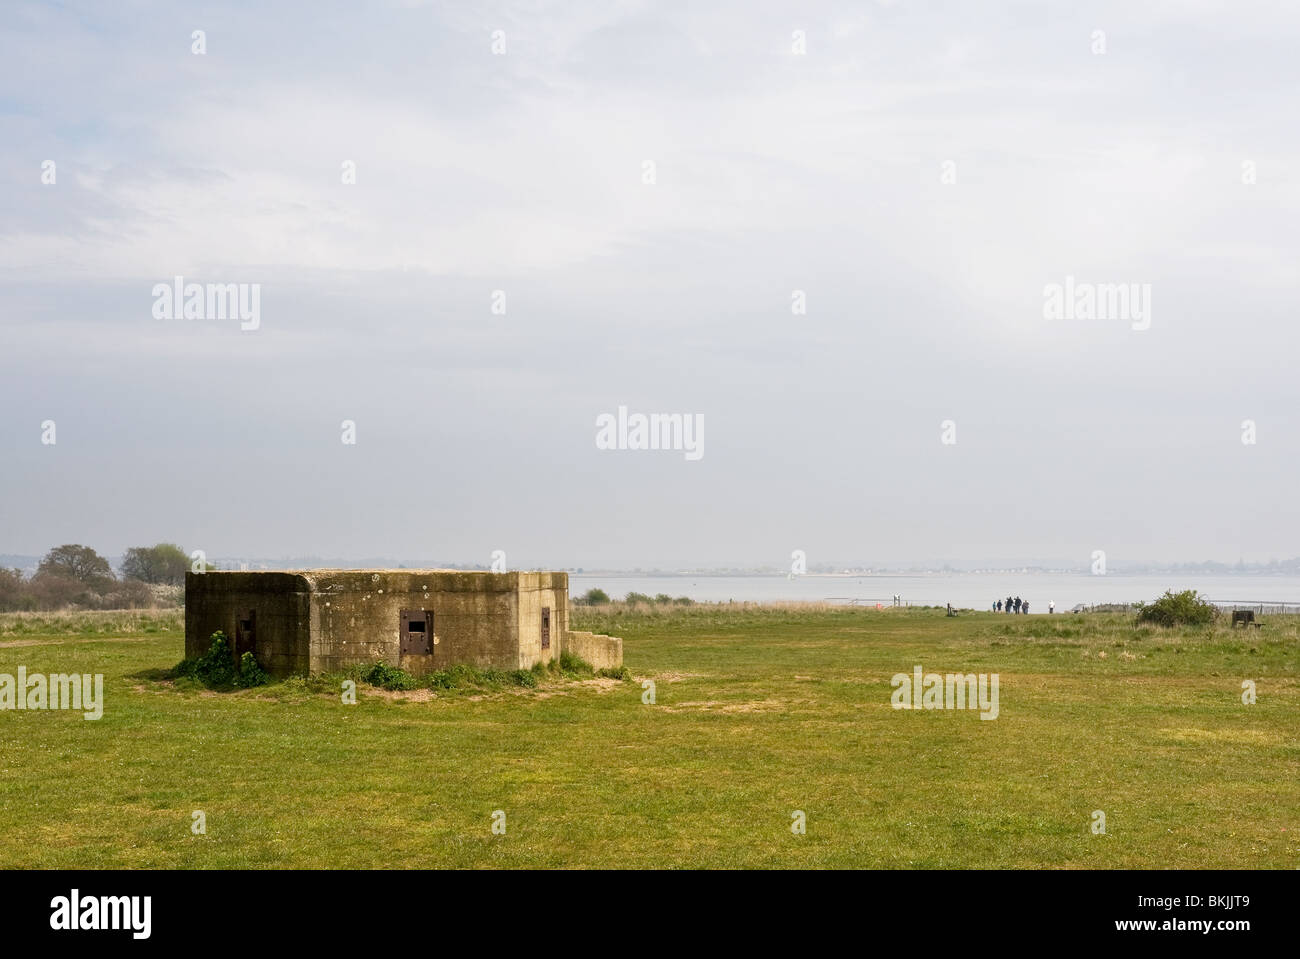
[171,631,269,689]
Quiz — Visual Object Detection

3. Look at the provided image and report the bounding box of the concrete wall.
[515,571,567,670]
[185,572,312,675]
[564,630,624,671]
[300,570,529,675]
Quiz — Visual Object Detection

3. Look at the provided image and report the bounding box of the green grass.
[0,605,1295,868]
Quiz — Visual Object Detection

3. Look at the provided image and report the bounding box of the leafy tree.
[121,543,189,585]
[579,588,610,606]
[28,545,116,610]
[36,544,114,588]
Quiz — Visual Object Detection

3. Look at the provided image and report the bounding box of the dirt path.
[0,635,160,648]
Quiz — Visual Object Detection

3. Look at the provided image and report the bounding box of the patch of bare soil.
[0,636,154,648]
[131,683,169,695]
[1160,727,1282,746]
[504,677,624,700]
[578,677,623,692]
[660,699,787,714]
[365,687,437,703]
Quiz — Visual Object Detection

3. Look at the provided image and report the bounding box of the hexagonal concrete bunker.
[185,569,620,677]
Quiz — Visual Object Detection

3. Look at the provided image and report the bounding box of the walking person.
[1049,600,1054,614]
[1006,596,1013,614]
[1023,601,1030,614]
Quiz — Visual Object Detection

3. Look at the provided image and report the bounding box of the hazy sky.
[2,1,1298,569]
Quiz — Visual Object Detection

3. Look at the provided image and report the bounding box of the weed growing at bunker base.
[236,651,632,699]
[171,632,268,689]
[347,652,627,695]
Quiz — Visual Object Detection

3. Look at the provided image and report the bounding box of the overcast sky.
[2,0,1298,570]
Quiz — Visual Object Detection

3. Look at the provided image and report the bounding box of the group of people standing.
[993,597,1055,614]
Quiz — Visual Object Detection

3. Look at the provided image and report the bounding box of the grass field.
[0,604,1296,868]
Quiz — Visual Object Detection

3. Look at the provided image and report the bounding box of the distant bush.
[0,568,34,612]
[97,578,156,610]
[577,588,610,606]
[672,596,695,606]
[1135,590,1217,627]
[625,592,653,604]
[654,593,672,604]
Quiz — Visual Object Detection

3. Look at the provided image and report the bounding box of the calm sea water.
[569,573,1300,611]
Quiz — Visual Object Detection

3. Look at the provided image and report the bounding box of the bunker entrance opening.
[234,609,256,661]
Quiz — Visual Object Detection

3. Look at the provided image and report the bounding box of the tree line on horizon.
[574,588,695,606]
[0,543,189,612]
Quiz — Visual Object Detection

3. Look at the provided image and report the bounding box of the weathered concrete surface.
[515,572,565,670]
[185,572,311,674]
[184,569,619,678]
[302,570,526,675]
[564,630,624,671]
